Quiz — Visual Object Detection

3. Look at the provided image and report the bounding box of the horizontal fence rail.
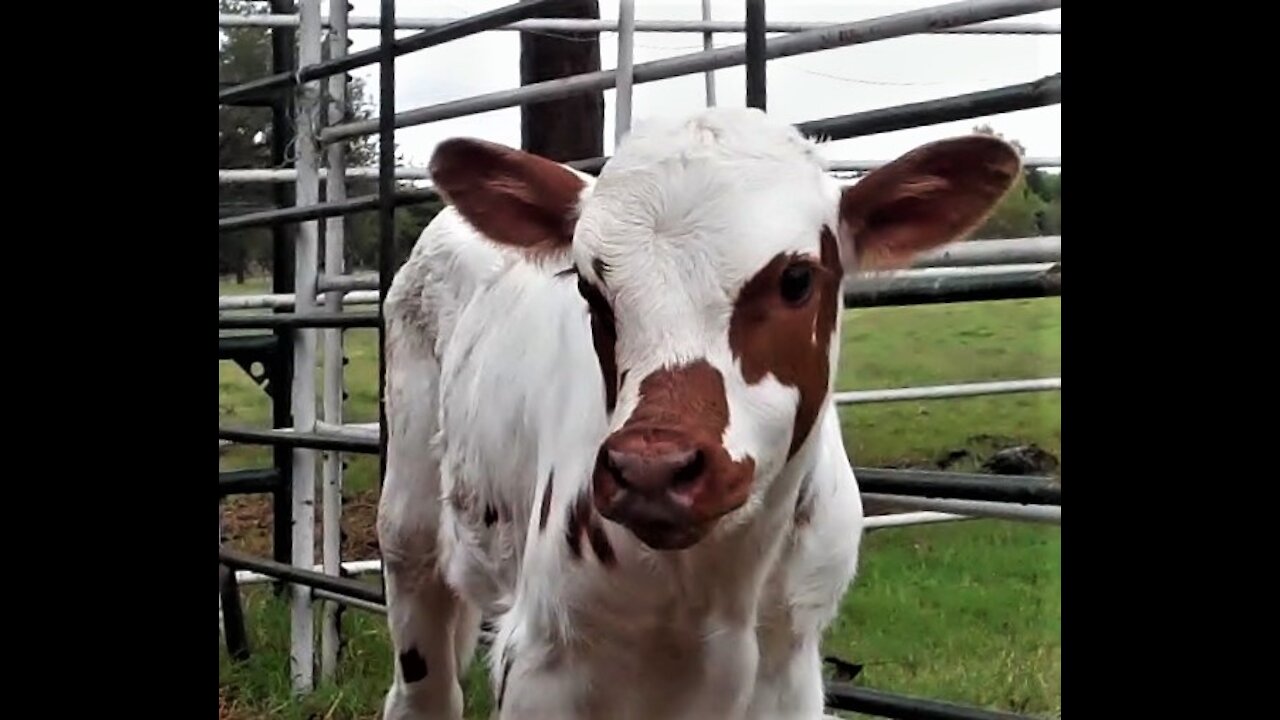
[321,0,1062,143]
[220,548,385,605]
[855,468,1060,505]
[843,263,1060,307]
[218,190,437,233]
[217,311,380,329]
[219,426,382,453]
[863,493,1061,524]
[825,683,1036,720]
[219,14,1061,35]
[219,0,560,104]
[798,73,1060,142]
[912,236,1059,267]
[217,157,1064,184]
[834,377,1060,405]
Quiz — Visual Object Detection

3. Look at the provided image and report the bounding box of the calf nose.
[604,446,705,496]
[591,429,725,550]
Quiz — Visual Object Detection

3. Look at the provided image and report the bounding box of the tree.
[219,0,432,278]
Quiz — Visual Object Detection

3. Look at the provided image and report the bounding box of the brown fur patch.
[728,229,843,458]
[578,276,619,412]
[839,135,1021,270]
[565,490,616,566]
[621,362,756,520]
[429,137,585,255]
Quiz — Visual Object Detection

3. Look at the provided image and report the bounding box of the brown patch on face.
[565,490,616,566]
[429,137,585,255]
[728,229,843,458]
[577,275,619,412]
[538,471,554,532]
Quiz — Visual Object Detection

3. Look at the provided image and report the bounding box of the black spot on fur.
[399,647,428,683]
[484,504,498,527]
[591,256,610,284]
[539,471,554,532]
[498,654,514,709]
[565,499,583,558]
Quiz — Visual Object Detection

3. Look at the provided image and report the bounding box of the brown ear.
[429,138,587,253]
[838,135,1022,271]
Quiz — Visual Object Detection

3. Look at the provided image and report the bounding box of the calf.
[376,107,1019,720]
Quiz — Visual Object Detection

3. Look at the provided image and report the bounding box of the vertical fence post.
[268,0,296,588]
[290,0,322,695]
[745,0,767,110]
[319,0,350,683]
[700,0,717,106]
[377,1,394,507]
[615,0,636,144]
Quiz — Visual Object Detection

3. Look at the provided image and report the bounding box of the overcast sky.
[338,1,1061,169]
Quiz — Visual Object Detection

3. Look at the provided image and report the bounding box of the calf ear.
[429,138,587,253]
[836,135,1022,271]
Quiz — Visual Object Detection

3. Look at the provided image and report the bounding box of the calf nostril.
[670,449,705,490]
[604,449,630,489]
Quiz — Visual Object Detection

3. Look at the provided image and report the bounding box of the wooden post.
[520,0,603,162]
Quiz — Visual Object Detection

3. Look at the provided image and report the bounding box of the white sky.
[339,1,1061,168]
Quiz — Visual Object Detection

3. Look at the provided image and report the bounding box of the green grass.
[219,276,1061,719]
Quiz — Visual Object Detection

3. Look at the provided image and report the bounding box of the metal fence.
[217,1,1062,717]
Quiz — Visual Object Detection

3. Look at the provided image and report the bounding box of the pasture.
[218,277,1061,720]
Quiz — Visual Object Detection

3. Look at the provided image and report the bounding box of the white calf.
[376,107,1019,720]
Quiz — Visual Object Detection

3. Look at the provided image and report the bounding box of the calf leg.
[378,328,468,720]
[380,557,467,720]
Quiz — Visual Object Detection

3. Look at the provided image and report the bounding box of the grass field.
[218,276,1061,720]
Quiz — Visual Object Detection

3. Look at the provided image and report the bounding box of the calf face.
[430,108,1019,551]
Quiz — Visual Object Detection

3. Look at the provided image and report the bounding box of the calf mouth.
[602,499,713,551]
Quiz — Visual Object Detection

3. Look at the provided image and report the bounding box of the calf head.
[430,108,1020,551]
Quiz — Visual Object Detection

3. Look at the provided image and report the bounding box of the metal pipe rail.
[798,74,1061,143]
[912,237,1060,268]
[238,559,384,586]
[219,426,381,454]
[217,157,1061,184]
[864,511,969,531]
[834,378,1060,405]
[863,493,1061,524]
[219,14,1062,35]
[218,311,380,329]
[854,468,1060,506]
[831,156,1060,174]
[321,0,1063,143]
[843,264,1061,308]
[218,189,437,233]
[219,468,282,496]
[219,548,386,605]
[825,682,1036,720]
[317,271,379,292]
[219,290,379,311]
[219,0,561,104]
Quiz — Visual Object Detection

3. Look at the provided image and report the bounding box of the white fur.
[378,108,863,720]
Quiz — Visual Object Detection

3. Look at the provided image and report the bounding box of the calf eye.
[779,263,814,306]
